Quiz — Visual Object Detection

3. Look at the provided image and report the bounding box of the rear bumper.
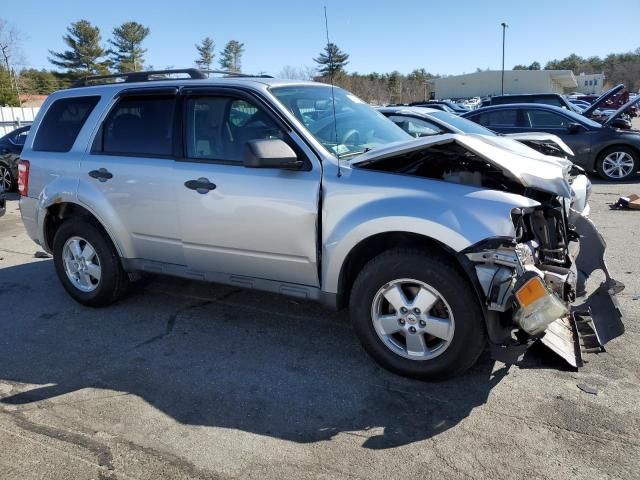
[19,195,42,247]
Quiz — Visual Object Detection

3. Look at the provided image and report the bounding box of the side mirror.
[567,123,581,134]
[609,118,631,129]
[243,139,303,170]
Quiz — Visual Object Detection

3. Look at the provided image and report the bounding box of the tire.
[52,219,130,307]
[349,249,486,380]
[0,163,14,192]
[596,146,638,181]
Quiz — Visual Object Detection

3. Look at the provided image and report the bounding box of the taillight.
[18,160,30,197]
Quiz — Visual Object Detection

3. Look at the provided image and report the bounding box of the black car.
[0,125,30,191]
[486,85,632,129]
[462,98,640,181]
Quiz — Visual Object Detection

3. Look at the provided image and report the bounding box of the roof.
[378,106,441,115]
[60,77,325,97]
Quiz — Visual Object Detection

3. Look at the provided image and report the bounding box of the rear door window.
[474,110,518,127]
[101,95,176,157]
[33,96,100,152]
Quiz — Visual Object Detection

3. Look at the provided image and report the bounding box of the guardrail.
[0,107,40,136]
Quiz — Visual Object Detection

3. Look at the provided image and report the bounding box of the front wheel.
[349,249,486,380]
[596,147,638,181]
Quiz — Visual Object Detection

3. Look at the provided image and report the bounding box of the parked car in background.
[462,97,640,180]
[569,99,592,110]
[403,102,457,113]
[16,69,623,378]
[379,105,574,159]
[0,182,5,218]
[410,100,470,114]
[379,106,591,215]
[487,85,633,129]
[0,125,30,192]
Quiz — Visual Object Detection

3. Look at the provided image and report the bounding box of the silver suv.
[17,69,624,379]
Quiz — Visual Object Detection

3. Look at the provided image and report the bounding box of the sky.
[4,0,640,77]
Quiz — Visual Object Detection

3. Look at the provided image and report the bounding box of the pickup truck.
[16,69,624,379]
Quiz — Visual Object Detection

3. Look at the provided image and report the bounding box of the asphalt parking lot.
[0,176,639,479]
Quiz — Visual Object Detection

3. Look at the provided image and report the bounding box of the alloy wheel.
[602,151,635,179]
[0,166,11,191]
[371,278,455,361]
[62,236,102,293]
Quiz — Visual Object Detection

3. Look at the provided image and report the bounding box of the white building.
[575,73,605,95]
[430,70,578,100]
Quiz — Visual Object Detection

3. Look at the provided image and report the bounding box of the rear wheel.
[349,249,486,380]
[53,219,129,307]
[0,164,14,192]
[596,147,638,181]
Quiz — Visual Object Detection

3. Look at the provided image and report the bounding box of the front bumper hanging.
[541,212,624,367]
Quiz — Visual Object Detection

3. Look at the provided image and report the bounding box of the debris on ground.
[610,193,640,210]
[33,251,50,259]
[577,383,598,395]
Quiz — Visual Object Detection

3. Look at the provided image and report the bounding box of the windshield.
[430,111,497,136]
[270,85,411,159]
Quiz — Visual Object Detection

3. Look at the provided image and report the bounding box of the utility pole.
[501,22,508,95]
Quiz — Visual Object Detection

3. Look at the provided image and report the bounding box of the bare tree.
[278,65,317,80]
[0,18,25,101]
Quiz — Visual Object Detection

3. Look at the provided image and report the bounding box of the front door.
[173,90,321,286]
[521,108,593,167]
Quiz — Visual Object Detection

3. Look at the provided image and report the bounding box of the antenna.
[324,6,341,177]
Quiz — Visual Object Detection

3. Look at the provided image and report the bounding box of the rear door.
[78,88,182,265]
[471,108,521,134]
[173,88,321,287]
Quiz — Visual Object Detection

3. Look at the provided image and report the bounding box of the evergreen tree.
[195,37,215,72]
[108,21,150,72]
[0,66,18,106]
[48,20,109,77]
[313,42,349,77]
[19,68,63,95]
[219,40,244,73]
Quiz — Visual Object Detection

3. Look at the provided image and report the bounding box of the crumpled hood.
[351,133,572,197]
[504,132,575,157]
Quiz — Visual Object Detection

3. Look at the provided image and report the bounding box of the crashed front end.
[352,134,624,367]
[465,199,624,367]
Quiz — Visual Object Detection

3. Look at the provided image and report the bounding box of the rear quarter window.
[33,96,100,152]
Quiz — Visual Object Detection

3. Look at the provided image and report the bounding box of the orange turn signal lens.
[515,276,547,308]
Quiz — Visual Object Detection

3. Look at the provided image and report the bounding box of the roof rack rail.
[199,70,273,78]
[71,68,272,87]
[72,69,206,87]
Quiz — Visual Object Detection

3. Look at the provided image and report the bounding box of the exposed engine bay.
[517,139,567,159]
[356,142,529,193]
[356,140,625,368]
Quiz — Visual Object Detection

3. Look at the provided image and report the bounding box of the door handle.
[88,168,113,182]
[184,177,217,194]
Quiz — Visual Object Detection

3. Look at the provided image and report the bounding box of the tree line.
[1,15,640,107]
[514,49,640,91]
[0,18,246,105]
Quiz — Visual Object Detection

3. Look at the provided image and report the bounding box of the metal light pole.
[501,22,508,95]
